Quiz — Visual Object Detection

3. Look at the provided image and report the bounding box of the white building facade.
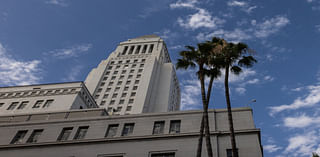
[85,35,180,115]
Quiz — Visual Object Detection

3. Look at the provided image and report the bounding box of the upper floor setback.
[0,82,98,116]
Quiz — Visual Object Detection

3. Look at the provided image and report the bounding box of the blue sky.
[0,0,320,156]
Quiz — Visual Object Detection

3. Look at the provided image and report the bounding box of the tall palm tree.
[176,42,221,157]
[313,152,320,157]
[216,41,257,157]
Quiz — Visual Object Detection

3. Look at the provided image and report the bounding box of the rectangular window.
[131,92,136,97]
[122,46,128,55]
[11,130,28,144]
[109,82,114,86]
[111,76,116,80]
[17,101,29,110]
[121,93,127,97]
[74,126,89,140]
[106,88,111,92]
[128,75,133,79]
[7,102,19,110]
[134,59,138,63]
[126,106,132,111]
[123,64,129,68]
[112,93,118,98]
[149,44,154,53]
[130,69,134,73]
[95,95,100,99]
[138,69,143,73]
[128,46,134,54]
[103,77,108,81]
[129,99,134,104]
[105,71,110,75]
[57,127,73,141]
[100,82,105,86]
[140,64,144,67]
[118,61,122,64]
[126,59,130,63]
[100,101,106,106]
[151,152,175,157]
[119,75,125,79]
[122,123,134,136]
[108,66,113,70]
[0,103,4,107]
[117,81,122,85]
[116,65,121,69]
[103,94,109,98]
[126,81,131,85]
[119,99,125,104]
[109,100,115,105]
[115,87,120,92]
[153,121,165,135]
[135,80,140,84]
[169,120,181,134]
[32,100,44,108]
[122,70,126,74]
[124,86,129,91]
[141,59,146,62]
[132,64,136,68]
[133,86,138,90]
[135,45,141,54]
[27,129,43,143]
[43,99,54,108]
[105,124,119,138]
[113,71,118,75]
[110,61,115,64]
[226,149,238,157]
[136,74,141,78]
[142,45,147,53]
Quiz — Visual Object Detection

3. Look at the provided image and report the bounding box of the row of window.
[10,120,181,144]
[107,63,145,70]
[121,44,154,56]
[105,69,143,76]
[0,88,77,98]
[0,99,54,110]
[97,152,174,157]
[102,74,142,83]
[110,58,146,65]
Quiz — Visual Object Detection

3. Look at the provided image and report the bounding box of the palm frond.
[230,65,242,75]
[238,56,257,68]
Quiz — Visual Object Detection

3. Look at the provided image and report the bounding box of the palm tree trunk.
[224,66,238,157]
[199,74,213,157]
[197,75,215,157]
[196,116,204,157]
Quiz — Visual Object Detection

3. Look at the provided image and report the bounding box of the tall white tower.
[85,35,180,115]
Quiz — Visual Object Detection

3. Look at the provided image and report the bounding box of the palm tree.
[216,40,257,157]
[176,42,221,157]
[313,152,320,157]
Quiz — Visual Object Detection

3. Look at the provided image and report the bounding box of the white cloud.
[264,144,282,153]
[264,75,274,81]
[215,68,257,84]
[45,0,68,7]
[235,87,246,95]
[197,28,251,43]
[316,25,320,32]
[170,0,198,9]
[227,1,257,14]
[46,44,92,59]
[269,85,320,115]
[283,114,318,128]
[0,43,41,86]
[180,78,202,110]
[177,8,225,30]
[285,131,320,156]
[254,16,290,38]
[62,65,83,82]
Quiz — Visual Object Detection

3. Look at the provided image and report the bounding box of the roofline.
[0,81,84,89]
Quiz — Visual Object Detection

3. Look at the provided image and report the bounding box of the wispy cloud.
[284,131,320,156]
[264,144,282,153]
[170,0,198,9]
[45,44,92,59]
[0,42,41,86]
[253,16,290,38]
[227,1,257,14]
[45,0,68,7]
[180,77,202,110]
[269,85,320,115]
[62,65,83,82]
[283,114,320,128]
[316,25,320,32]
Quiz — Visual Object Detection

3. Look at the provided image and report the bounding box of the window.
[118,61,122,64]
[119,75,125,80]
[149,44,154,53]
[113,71,118,75]
[109,82,114,86]
[111,76,116,80]
[122,46,128,55]
[95,95,100,99]
[126,81,131,85]
[100,101,106,106]
[121,93,127,97]
[122,123,134,136]
[169,120,181,134]
[142,45,147,53]
[10,130,28,144]
[134,59,138,63]
[141,59,146,62]
[123,64,129,69]
[112,93,118,98]
[129,99,134,104]
[74,126,89,140]
[124,86,129,91]
[128,75,133,79]
[105,71,110,75]
[110,61,115,64]
[115,87,120,92]
[108,66,113,70]
[136,74,141,78]
[7,102,18,110]
[33,100,44,108]
[105,124,119,138]
[226,149,238,157]
[103,94,109,98]
[128,46,134,54]
[117,81,122,85]
[103,77,108,81]
[122,70,126,74]
[133,86,138,90]
[135,80,140,84]
[132,64,136,68]
[140,64,144,67]
[0,103,4,107]
[57,127,73,141]
[153,121,165,135]
[116,65,121,69]
[119,99,125,104]
[135,45,141,54]
[109,100,115,105]
[17,101,29,110]
[130,69,134,73]
[151,152,175,157]
[106,88,111,92]
[43,99,54,108]
[97,88,103,93]
[27,129,43,143]
[138,69,143,73]
[131,92,136,97]
[126,106,132,111]
[126,59,130,63]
